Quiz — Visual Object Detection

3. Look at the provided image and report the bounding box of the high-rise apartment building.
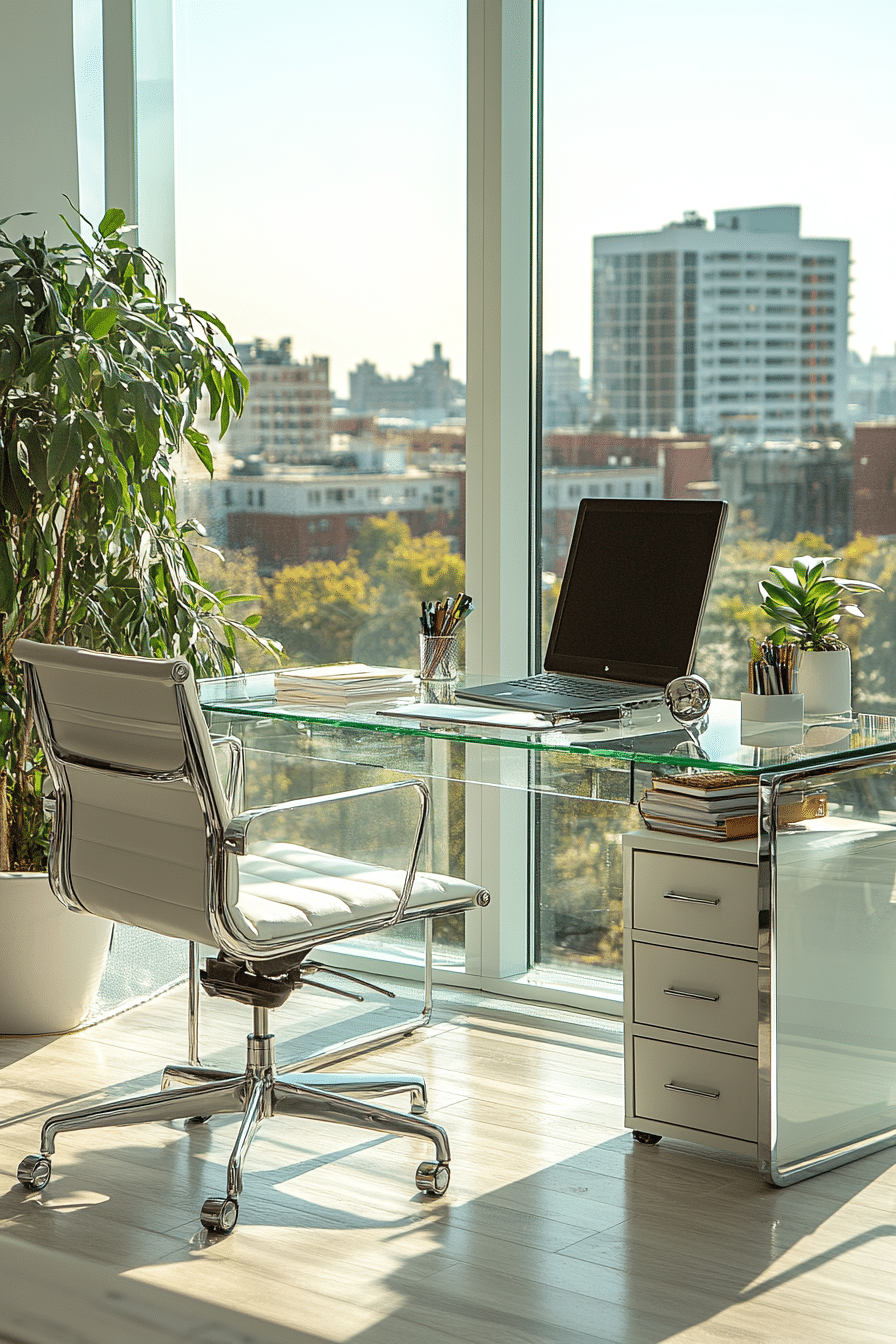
[592,206,849,441]
[226,338,331,464]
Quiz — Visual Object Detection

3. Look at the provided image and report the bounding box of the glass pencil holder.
[418,632,460,684]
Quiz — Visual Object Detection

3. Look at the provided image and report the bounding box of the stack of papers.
[274,663,416,706]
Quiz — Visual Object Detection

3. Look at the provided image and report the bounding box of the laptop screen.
[544,497,727,687]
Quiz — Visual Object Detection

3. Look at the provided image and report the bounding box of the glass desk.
[201,673,896,1186]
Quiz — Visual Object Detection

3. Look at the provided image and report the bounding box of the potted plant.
[759,554,882,715]
[0,207,276,1031]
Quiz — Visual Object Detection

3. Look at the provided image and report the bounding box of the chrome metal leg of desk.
[187,941,201,1066]
[277,918,435,1076]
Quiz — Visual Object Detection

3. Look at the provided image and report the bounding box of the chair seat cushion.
[232,840,484,943]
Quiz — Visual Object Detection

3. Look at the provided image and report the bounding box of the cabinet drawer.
[633,1036,757,1141]
[632,851,757,946]
[632,942,757,1045]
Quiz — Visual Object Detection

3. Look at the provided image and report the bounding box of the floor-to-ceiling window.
[174,0,467,669]
[172,0,469,968]
[533,0,896,997]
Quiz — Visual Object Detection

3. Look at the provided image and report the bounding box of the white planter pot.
[798,646,852,717]
[0,872,112,1034]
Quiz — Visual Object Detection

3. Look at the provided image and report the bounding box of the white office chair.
[12,640,488,1233]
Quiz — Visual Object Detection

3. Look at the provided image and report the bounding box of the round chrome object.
[200,1195,239,1233]
[415,1160,450,1196]
[17,1154,51,1190]
[664,675,711,724]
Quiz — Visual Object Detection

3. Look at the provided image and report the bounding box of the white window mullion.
[464,0,536,980]
[103,0,175,286]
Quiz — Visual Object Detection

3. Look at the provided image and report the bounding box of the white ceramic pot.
[0,872,112,1034]
[797,646,852,717]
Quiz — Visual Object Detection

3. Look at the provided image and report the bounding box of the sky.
[174,0,896,396]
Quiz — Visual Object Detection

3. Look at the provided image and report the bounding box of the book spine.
[641,790,756,816]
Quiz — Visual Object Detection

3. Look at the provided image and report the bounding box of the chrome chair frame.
[183,731,444,1075]
[14,644,488,1231]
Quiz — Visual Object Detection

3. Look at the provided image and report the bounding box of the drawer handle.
[664,1081,721,1099]
[664,891,720,906]
[663,986,720,1002]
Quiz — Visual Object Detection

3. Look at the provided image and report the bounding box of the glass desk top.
[199,671,896,777]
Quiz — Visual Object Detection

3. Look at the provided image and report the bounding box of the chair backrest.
[13,640,233,947]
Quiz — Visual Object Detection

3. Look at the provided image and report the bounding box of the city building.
[848,347,896,425]
[225,338,331,464]
[541,463,663,574]
[715,438,853,546]
[592,205,849,441]
[545,428,715,500]
[347,343,465,423]
[854,421,896,536]
[542,349,590,428]
[188,460,464,571]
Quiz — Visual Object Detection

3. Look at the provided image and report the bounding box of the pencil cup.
[740,692,804,747]
[419,633,460,683]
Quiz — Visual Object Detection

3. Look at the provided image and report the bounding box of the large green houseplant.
[0,208,275,878]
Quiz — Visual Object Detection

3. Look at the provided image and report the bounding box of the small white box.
[740,692,804,747]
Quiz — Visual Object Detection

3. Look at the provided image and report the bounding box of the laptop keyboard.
[504,674,630,703]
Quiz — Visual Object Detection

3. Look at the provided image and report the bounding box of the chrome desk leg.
[187,941,201,1067]
[278,917,434,1075]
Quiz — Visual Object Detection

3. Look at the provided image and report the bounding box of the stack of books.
[274,663,415,707]
[639,770,827,841]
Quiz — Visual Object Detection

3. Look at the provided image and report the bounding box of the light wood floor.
[3,979,896,1344]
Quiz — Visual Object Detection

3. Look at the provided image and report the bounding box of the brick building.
[189,465,465,572]
[544,429,715,499]
[854,422,896,537]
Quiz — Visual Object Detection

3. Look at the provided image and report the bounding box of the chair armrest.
[210,734,245,812]
[224,779,430,926]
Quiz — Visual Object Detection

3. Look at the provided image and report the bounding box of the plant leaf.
[47,411,83,484]
[98,207,127,238]
[185,425,214,474]
[84,306,117,339]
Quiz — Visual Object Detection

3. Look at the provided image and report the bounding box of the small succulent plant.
[759,555,882,652]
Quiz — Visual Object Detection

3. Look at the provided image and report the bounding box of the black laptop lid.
[544,498,727,687]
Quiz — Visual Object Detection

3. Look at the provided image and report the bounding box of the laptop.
[455,496,727,720]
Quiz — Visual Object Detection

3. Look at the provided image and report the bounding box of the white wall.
[0,0,80,240]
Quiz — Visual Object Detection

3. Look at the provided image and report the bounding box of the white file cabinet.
[623,830,760,1158]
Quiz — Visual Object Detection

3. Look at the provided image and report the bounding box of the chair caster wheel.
[415,1161,450,1196]
[200,1196,239,1233]
[17,1155,51,1190]
[632,1131,662,1145]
